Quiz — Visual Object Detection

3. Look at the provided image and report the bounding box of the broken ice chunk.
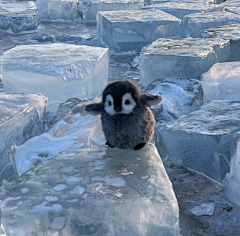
[36,0,81,20]
[146,78,202,123]
[97,9,184,52]
[224,132,240,208]
[0,144,179,235]
[201,24,240,62]
[1,44,109,114]
[84,0,143,21]
[11,101,105,177]
[183,11,240,37]
[156,100,240,182]
[0,0,38,33]
[142,2,223,20]
[202,62,240,103]
[0,93,48,183]
[139,38,230,89]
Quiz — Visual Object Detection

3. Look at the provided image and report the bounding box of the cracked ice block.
[11,100,105,177]
[139,38,230,89]
[1,44,109,114]
[146,78,202,123]
[149,0,216,5]
[156,100,240,182]
[0,93,48,183]
[36,0,81,20]
[0,144,179,236]
[224,132,240,208]
[97,9,183,53]
[84,0,143,21]
[0,0,38,33]
[183,11,240,37]
[201,24,240,61]
[202,62,240,103]
[142,2,223,20]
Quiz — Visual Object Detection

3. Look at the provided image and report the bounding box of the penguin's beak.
[115,106,121,112]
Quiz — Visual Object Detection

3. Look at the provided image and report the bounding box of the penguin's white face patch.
[104,94,115,115]
[121,93,136,114]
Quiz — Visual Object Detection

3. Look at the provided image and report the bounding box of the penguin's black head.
[102,80,140,115]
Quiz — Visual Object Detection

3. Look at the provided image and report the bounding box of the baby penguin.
[85,80,162,150]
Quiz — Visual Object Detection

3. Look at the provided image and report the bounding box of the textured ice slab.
[224,132,240,208]
[156,100,240,182]
[146,78,202,123]
[201,24,240,61]
[139,38,230,89]
[142,2,223,20]
[11,100,105,177]
[1,44,109,113]
[0,0,38,33]
[0,93,48,183]
[1,144,179,236]
[84,0,143,21]
[36,0,81,20]
[202,62,240,103]
[97,10,183,53]
[183,12,240,37]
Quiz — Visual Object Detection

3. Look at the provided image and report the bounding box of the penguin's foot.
[134,143,146,150]
[105,141,115,148]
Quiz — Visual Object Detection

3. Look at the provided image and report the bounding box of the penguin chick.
[85,80,162,150]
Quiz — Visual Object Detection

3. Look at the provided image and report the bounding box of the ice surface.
[0,93,48,183]
[202,62,240,103]
[146,78,202,123]
[84,0,143,21]
[0,144,179,236]
[225,6,240,15]
[139,38,230,89]
[0,0,38,33]
[36,0,81,20]
[183,11,240,37]
[201,24,240,61]
[1,43,109,114]
[156,100,240,182]
[142,2,223,20]
[224,132,240,208]
[11,100,105,177]
[97,9,184,53]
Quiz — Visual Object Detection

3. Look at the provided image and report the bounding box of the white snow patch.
[61,174,84,183]
[53,184,68,192]
[60,166,75,173]
[44,196,59,202]
[69,185,85,195]
[31,201,63,214]
[190,203,215,216]
[92,175,126,187]
[20,188,29,194]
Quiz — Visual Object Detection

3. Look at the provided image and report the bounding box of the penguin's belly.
[101,110,153,149]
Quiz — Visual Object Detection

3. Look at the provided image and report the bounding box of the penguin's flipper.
[140,93,163,107]
[85,103,103,115]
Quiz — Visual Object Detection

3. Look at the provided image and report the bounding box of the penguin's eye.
[108,101,112,106]
[125,99,130,105]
